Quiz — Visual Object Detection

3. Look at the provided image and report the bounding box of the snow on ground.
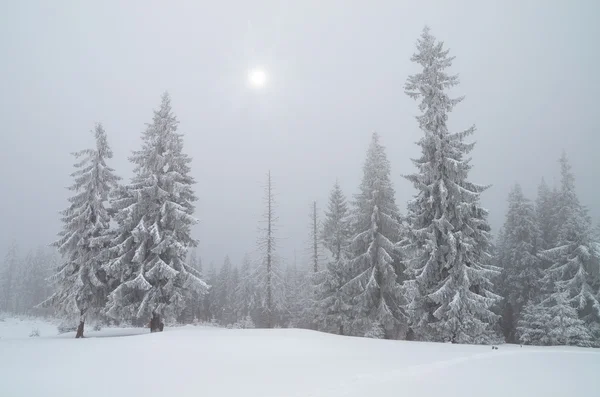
[0,317,598,397]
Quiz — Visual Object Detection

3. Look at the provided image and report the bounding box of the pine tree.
[321,181,351,262]
[547,288,592,346]
[342,132,405,338]
[539,153,600,343]
[1,242,19,313]
[313,255,352,335]
[104,92,208,331]
[235,254,257,322]
[43,124,119,337]
[253,171,286,327]
[517,300,552,346]
[497,184,543,342]
[314,181,352,334]
[401,27,500,344]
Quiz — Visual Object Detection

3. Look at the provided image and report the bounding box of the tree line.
[1,27,598,345]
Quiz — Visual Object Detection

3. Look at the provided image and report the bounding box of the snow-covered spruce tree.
[252,171,286,328]
[235,254,258,322]
[42,124,119,337]
[539,153,600,344]
[497,184,543,342]
[321,181,351,262]
[313,255,352,335]
[401,27,500,344]
[547,288,592,346]
[313,181,352,334]
[517,300,551,346]
[1,241,19,313]
[104,92,208,332]
[342,132,405,338]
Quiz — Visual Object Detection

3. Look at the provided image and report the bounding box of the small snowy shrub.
[365,322,385,339]
[93,323,102,331]
[29,328,40,338]
[57,322,77,334]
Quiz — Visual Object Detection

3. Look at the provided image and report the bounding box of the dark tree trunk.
[150,312,164,333]
[339,324,344,335]
[75,321,85,338]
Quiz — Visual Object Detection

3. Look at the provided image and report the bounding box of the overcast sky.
[1,0,598,268]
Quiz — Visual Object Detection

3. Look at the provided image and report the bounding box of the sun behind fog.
[248,68,267,88]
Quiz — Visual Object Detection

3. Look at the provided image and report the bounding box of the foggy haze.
[1,0,598,267]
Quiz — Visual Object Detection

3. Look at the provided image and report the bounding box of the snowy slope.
[0,318,598,397]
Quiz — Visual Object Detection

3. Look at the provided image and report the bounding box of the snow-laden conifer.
[497,184,543,342]
[104,93,207,331]
[252,171,286,327]
[342,132,405,338]
[539,153,600,343]
[401,27,500,343]
[43,124,119,337]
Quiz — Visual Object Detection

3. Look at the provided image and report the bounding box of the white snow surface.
[1,317,598,397]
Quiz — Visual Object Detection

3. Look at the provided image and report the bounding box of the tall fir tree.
[321,181,351,262]
[43,124,119,337]
[539,153,600,344]
[104,92,207,331]
[314,181,352,334]
[253,171,286,327]
[401,27,500,344]
[342,132,404,338]
[497,184,543,342]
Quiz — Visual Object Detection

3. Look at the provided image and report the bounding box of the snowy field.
[1,317,599,397]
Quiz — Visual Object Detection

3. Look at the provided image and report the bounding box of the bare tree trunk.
[75,321,85,338]
[150,312,163,332]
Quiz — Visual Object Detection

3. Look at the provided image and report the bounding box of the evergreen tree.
[497,184,543,342]
[321,181,351,262]
[401,27,500,343]
[342,132,405,338]
[539,153,600,343]
[313,255,352,335]
[517,300,551,346]
[235,254,257,322]
[104,92,207,331]
[547,288,592,346]
[43,124,119,337]
[253,171,286,327]
[314,181,352,334]
[1,242,19,313]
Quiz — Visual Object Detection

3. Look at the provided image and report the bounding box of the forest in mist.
[1,27,599,347]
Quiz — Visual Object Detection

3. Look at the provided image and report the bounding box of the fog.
[1,0,598,267]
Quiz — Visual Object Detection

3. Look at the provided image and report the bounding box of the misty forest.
[2,27,599,349]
